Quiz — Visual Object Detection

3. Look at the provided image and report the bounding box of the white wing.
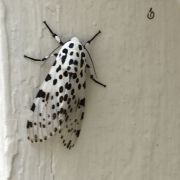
[27,39,87,149]
[27,58,66,142]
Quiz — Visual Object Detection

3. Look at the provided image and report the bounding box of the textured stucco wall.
[1,0,180,180]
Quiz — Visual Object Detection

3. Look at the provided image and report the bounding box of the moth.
[24,21,106,149]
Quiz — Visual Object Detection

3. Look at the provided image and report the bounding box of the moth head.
[71,37,80,43]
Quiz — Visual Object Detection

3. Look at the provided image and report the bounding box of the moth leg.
[43,21,64,45]
[24,53,58,62]
[24,44,61,61]
[85,30,101,45]
[86,64,106,87]
[90,75,106,87]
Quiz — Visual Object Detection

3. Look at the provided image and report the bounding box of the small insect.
[24,21,106,149]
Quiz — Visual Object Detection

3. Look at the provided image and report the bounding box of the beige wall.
[1,0,180,179]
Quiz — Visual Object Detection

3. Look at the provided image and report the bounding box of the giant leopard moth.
[24,21,106,149]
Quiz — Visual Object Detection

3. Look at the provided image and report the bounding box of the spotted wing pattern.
[26,37,87,149]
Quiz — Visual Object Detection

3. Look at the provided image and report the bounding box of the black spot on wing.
[80,98,85,106]
[83,82,86,89]
[78,44,82,50]
[59,86,63,93]
[53,79,57,85]
[53,60,56,66]
[31,103,36,112]
[65,82,72,90]
[63,71,68,77]
[78,84,81,90]
[27,121,33,128]
[71,89,75,95]
[69,59,74,65]
[76,130,81,137]
[59,74,63,79]
[59,120,63,125]
[44,136,47,140]
[67,98,71,104]
[45,74,51,81]
[62,48,68,54]
[73,73,77,79]
[56,65,61,72]
[67,140,72,149]
[36,90,46,98]
[76,78,79,83]
[69,43,74,48]
[62,55,67,64]
[46,93,50,101]
[59,96,63,103]
[80,70,83,77]
[81,52,85,58]
[76,52,79,57]
[64,94,68,101]
[52,105,55,109]
[63,109,67,115]
[81,112,84,120]
[52,113,56,120]
[80,59,84,67]
[74,60,78,65]
[74,67,78,72]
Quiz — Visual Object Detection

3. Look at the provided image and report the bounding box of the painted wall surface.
[1,0,180,180]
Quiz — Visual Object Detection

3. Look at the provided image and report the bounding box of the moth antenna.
[43,21,64,45]
[43,21,56,37]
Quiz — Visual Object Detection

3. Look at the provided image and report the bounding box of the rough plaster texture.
[1,0,180,179]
